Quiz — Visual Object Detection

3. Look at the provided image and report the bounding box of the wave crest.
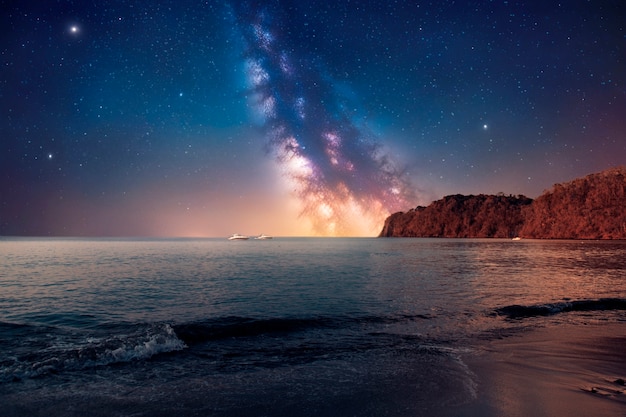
[172,314,431,345]
[496,298,626,319]
[1,323,186,382]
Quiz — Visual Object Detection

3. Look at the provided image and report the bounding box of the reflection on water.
[1,238,625,329]
[1,237,625,417]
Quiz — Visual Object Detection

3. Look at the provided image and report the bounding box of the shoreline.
[451,321,626,417]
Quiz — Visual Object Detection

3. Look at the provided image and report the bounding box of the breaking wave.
[0,314,436,382]
[172,314,431,345]
[0,323,186,382]
[167,314,447,374]
[495,298,626,319]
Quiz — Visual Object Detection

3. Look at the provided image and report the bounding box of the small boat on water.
[254,234,273,240]
[228,233,250,240]
[512,236,522,241]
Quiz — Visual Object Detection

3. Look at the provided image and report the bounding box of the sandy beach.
[452,321,626,417]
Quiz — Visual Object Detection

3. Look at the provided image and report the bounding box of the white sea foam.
[102,323,187,363]
[1,323,186,382]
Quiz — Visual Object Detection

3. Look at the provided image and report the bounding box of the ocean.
[1,237,625,416]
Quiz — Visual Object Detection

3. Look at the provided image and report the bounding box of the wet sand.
[453,321,626,417]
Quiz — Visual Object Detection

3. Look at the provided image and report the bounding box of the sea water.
[1,237,625,416]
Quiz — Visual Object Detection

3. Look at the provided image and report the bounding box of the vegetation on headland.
[379,167,626,239]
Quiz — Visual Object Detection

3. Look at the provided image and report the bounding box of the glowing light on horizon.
[236,4,416,236]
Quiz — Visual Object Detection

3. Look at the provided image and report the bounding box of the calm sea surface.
[1,237,625,416]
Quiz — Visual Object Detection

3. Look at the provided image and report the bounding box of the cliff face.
[379,194,532,238]
[379,167,626,239]
[520,167,626,239]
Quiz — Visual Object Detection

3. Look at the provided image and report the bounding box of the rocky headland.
[379,167,626,239]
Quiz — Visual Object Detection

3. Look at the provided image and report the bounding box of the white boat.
[228,233,249,240]
[254,234,273,240]
[512,237,522,241]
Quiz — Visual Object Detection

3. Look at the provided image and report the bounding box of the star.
[0,0,623,237]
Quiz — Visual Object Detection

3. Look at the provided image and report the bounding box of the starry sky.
[2,0,625,237]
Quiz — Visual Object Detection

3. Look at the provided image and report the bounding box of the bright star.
[483,124,488,130]
[69,25,79,34]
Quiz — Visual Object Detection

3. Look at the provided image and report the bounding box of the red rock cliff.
[520,167,626,239]
[379,167,626,239]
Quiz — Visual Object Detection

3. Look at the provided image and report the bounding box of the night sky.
[2,1,625,237]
